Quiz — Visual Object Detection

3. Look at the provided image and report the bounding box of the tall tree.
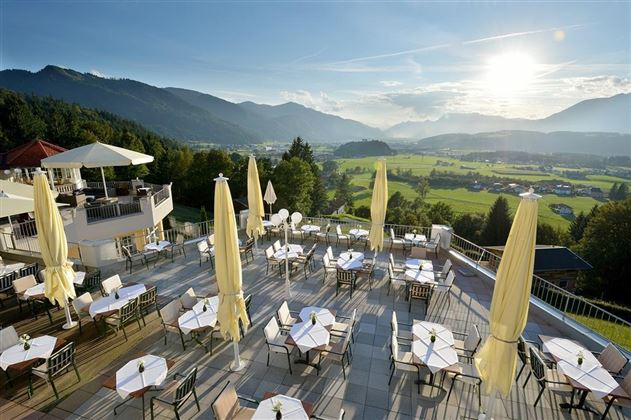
[616,183,628,201]
[609,183,619,200]
[579,198,631,304]
[480,196,512,246]
[272,157,315,215]
[452,213,485,243]
[334,173,354,211]
[568,212,588,243]
[415,176,431,201]
[282,137,326,215]
[427,201,454,225]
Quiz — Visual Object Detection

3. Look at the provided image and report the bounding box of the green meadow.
[333,154,626,229]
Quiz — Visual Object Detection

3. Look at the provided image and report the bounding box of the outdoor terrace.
[1,233,629,420]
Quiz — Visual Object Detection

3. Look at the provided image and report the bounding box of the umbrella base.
[230,360,246,372]
[62,321,78,330]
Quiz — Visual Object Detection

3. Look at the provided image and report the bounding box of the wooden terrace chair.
[150,367,200,420]
[211,381,259,420]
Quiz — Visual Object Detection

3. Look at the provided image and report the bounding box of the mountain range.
[0,65,629,148]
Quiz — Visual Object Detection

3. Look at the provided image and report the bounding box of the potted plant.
[138,359,145,373]
[114,288,120,300]
[577,351,584,366]
[272,401,283,419]
[430,328,437,343]
[310,311,317,326]
[203,298,209,312]
[19,334,31,351]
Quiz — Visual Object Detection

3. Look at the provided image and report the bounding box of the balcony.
[3,219,629,419]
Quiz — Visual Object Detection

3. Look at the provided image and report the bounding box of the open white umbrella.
[0,191,35,219]
[263,180,277,215]
[41,142,154,199]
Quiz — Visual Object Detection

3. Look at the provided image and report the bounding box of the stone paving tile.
[63,240,631,419]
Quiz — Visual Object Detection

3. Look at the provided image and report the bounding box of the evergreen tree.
[609,183,619,200]
[452,213,485,243]
[272,157,315,215]
[568,212,588,243]
[415,176,430,201]
[480,196,512,245]
[616,183,628,200]
[334,173,354,211]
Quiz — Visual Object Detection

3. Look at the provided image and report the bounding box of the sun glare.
[485,52,536,95]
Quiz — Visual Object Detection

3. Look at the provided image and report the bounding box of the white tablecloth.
[337,251,364,270]
[301,224,320,233]
[0,263,25,276]
[411,321,458,373]
[115,355,168,399]
[144,240,171,252]
[274,244,303,261]
[349,228,369,238]
[23,283,45,299]
[253,394,308,420]
[289,322,330,353]
[405,259,433,271]
[557,361,620,399]
[404,233,427,245]
[89,284,146,318]
[73,271,86,286]
[0,335,57,371]
[542,337,601,371]
[178,297,219,334]
[299,307,335,327]
[263,220,274,228]
[405,269,436,284]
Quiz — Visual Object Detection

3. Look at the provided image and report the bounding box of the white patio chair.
[595,343,629,375]
[322,253,338,284]
[389,253,405,273]
[72,292,96,335]
[100,274,123,296]
[179,287,199,311]
[0,326,18,352]
[335,225,349,248]
[276,301,297,330]
[453,324,482,360]
[389,228,407,253]
[390,311,413,342]
[424,234,441,258]
[389,333,422,394]
[263,317,295,374]
[387,263,407,297]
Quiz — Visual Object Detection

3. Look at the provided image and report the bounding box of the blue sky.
[1,1,630,128]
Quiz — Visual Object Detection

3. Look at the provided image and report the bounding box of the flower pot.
[311,318,316,326]
[276,411,282,420]
[139,365,145,373]
[203,305,207,312]
[114,292,120,300]
[577,358,583,366]
[430,335,436,343]
[23,342,30,351]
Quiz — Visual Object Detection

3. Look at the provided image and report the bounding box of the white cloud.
[278,75,630,128]
[380,80,403,87]
[89,69,107,78]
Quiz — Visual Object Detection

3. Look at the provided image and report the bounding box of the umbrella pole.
[230,341,245,371]
[478,390,498,420]
[62,297,78,330]
[100,167,109,199]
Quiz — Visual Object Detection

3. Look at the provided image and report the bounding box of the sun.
[485,52,536,95]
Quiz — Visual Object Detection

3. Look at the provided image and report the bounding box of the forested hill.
[0,88,188,188]
[334,140,395,158]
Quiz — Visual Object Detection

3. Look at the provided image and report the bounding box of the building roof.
[2,139,67,168]
[484,245,593,272]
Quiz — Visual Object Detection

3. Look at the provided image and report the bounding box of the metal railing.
[85,202,142,223]
[152,185,170,207]
[450,232,631,351]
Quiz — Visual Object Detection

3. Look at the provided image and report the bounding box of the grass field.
[172,203,203,223]
[571,314,631,351]
[334,154,626,229]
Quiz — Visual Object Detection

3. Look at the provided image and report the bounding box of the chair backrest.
[598,343,628,374]
[443,271,455,287]
[323,253,331,267]
[139,286,158,309]
[277,301,292,325]
[72,292,93,314]
[336,269,355,284]
[197,240,209,253]
[290,221,297,230]
[431,234,441,246]
[211,381,239,420]
[174,367,198,406]
[517,336,529,364]
[19,263,39,278]
[180,287,197,310]
[82,270,102,292]
[336,225,343,235]
[409,283,433,300]
[101,275,122,295]
[264,317,280,340]
[619,370,631,396]
[349,308,357,329]
[37,269,46,283]
[390,228,396,239]
[0,326,19,353]
[390,333,399,362]
[243,294,252,321]
[442,259,452,275]
[529,347,547,382]
[119,298,139,323]
[176,233,185,245]
[47,342,76,378]
[12,275,36,294]
[273,240,281,252]
[208,234,215,245]
[160,299,182,324]
[122,245,133,258]
[388,264,396,281]
[464,324,482,353]
[389,253,396,268]
[391,311,398,336]
[326,246,335,260]
[265,246,274,259]
[0,272,16,293]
